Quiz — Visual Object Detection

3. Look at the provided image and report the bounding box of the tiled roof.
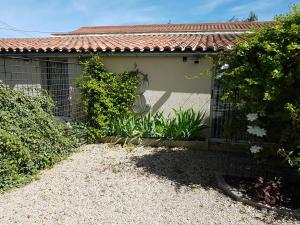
[0,22,271,53]
[0,34,243,53]
[54,22,272,35]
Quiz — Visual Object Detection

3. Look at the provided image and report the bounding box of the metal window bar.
[0,56,85,122]
[46,61,70,117]
[210,75,249,141]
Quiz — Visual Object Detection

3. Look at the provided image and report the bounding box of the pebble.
[0,144,299,225]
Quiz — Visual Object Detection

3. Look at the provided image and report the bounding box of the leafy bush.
[105,108,208,140]
[218,5,300,172]
[0,83,79,191]
[77,55,140,140]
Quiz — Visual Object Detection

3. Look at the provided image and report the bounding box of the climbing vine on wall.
[77,55,141,139]
[218,5,300,173]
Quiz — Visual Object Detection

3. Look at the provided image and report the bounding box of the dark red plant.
[254,177,283,206]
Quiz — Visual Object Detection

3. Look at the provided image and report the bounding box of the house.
[0,22,271,138]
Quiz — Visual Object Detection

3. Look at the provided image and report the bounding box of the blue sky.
[0,0,298,37]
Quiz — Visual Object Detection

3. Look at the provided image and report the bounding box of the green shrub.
[105,108,208,140]
[0,82,79,191]
[77,55,140,139]
[218,4,300,173]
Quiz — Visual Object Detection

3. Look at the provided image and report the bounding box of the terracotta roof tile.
[0,34,240,53]
[55,21,272,35]
[0,22,272,53]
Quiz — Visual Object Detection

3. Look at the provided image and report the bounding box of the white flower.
[246,113,258,122]
[215,73,223,80]
[250,145,262,154]
[220,64,229,70]
[247,126,267,137]
[66,122,72,128]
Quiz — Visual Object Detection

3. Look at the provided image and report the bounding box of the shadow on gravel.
[132,147,300,222]
[132,147,295,188]
[133,148,217,189]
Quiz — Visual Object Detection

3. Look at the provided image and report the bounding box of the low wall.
[97,136,208,151]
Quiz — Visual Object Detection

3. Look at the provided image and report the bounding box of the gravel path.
[0,144,299,225]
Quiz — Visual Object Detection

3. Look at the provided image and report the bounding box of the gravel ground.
[0,144,299,225]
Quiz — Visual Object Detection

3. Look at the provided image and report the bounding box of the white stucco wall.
[100,56,213,119]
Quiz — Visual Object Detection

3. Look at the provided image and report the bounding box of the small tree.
[245,11,258,22]
[228,11,258,22]
[219,5,300,172]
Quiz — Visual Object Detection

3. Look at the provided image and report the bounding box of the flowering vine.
[246,113,266,154]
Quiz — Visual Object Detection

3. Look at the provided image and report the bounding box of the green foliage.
[77,56,208,141]
[77,55,140,139]
[245,11,258,22]
[138,112,166,138]
[219,5,300,172]
[163,108,208,140]
[0,83,79,191]
[105,108,208,140]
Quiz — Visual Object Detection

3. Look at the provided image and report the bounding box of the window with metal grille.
[210,77,233,139]
[210,75,249,141]
[46,61,70,117]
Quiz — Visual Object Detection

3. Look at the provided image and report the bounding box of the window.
[46,61,70,117]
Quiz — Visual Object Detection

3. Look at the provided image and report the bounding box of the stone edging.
[97,136,208,151]
[215,172,300,219]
